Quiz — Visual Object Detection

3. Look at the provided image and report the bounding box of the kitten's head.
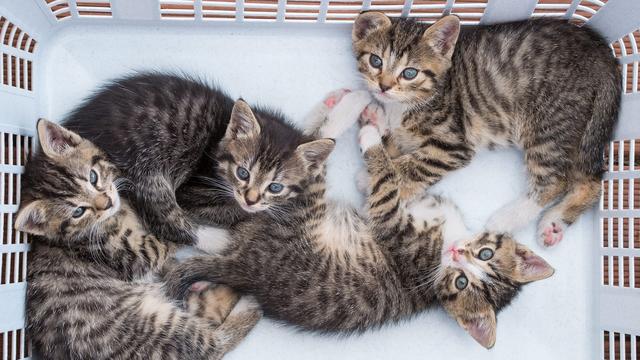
[15,119,121,245]
[436,232,554,348]
[352,12,460,105]
[216,99,335,213]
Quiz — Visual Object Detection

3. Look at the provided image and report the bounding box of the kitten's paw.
[187,282,239,325]
[358,103,389,135]
[358,125,382,153]
[538,218,566,247]
[355,169,369,194]
[323,88,351,109]
[486,197,542,234]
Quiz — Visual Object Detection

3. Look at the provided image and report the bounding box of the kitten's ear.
[225,99,261,140]
[37,119,82,159]
[15,200,47,236]
[513,243,555,283]
[422,15,460,59]
[296,139,336,169]
[456,311,497,349]
[353,12,392,42]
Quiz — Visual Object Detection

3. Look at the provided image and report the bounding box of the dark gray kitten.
[349,13,621,247]
[64,72,327,245]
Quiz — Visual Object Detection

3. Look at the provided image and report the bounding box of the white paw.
[320,90,372,139]
[358,125,382,153]
[230,296,261,315]
[355,169,369,194]
[485,197,542,233]
[537,211,566,247]
[359,103,389,136]
[195,226,230,254]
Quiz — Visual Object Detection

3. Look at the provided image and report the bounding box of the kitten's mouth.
[234,194,267,213]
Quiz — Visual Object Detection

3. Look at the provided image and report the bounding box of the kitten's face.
[217,100,335,213]
[436,232,554,348]
[352,13,460,106]
[15,120,122,244]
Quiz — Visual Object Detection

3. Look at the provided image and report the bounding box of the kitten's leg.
[186,281,239,326]
[206,296,262,359]
[307,90,372,139]
[135,174,196,244]
[485,196,543,233]
[359,125,410,247]
[303,88,352,135]
[164,255,231,301]
[537,178,600,247]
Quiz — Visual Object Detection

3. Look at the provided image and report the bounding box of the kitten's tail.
[577,65,622,178]
[164,255,226,301]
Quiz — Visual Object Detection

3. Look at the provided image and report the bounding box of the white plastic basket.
[0,1,638,359]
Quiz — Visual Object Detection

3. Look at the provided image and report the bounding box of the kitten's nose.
[244,189,260,206]
[95,194,113,211]
[379,83,391,92]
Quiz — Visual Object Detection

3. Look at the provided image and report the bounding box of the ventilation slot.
[77,0,112,18]
[450,0,487,25]
[160,0,196,19]
[326,1,363,23]
[572,0,607,24]
[368,0,404,18]
[44,0,73,20]
[0,329,31,360]
[243,0,278,21]
[408,0,447,23]
[285,0,322,22]
[603,331,639,360]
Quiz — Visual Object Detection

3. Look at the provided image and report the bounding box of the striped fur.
[18,120,261,360]
[351,13,621,246]
[164,115,554,348]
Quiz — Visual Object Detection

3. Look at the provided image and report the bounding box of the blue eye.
[478,248,494,261]
[89,170,98,186]
[402,68,419,80]
[236,167,250,181]
[72,207,86,218]
[369,54,383,69]
[268,183,284,193]
[455,274,468,290]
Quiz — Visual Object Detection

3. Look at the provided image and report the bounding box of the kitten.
[16,119,261,360]
[350,13,621,246]
[162,102,554,348]
[64,72,327,246]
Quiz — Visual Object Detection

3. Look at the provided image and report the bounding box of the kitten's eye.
[72,207,86,218]
[236,167,250,181]
[89,170,98,186]
[455,274,468,290]
[478,248,494,261]
[369,54,383,69]
[268,183,284,194]
[402,68,419,80]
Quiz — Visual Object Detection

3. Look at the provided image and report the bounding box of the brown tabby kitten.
[163,103,554,348]
[17,120,261,360]
[351,13,621,246]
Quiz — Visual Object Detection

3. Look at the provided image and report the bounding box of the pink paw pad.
[543,222,564,247]
[189,281,212,294]
[323,89,351,109]
[359,104,382,127]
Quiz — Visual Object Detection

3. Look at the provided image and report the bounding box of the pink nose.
[450,247,464,262]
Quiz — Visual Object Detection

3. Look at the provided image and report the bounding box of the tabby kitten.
[64,72,324,245]
[163,103,554,348]
[17,119,261,360]
[350,13,621,246]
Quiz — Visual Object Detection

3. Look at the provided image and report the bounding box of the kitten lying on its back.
[17,120,261,360]
[163,100,554,348]
[348,13,620,246]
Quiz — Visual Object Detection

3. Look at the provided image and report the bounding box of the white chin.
[372,92,398,104]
